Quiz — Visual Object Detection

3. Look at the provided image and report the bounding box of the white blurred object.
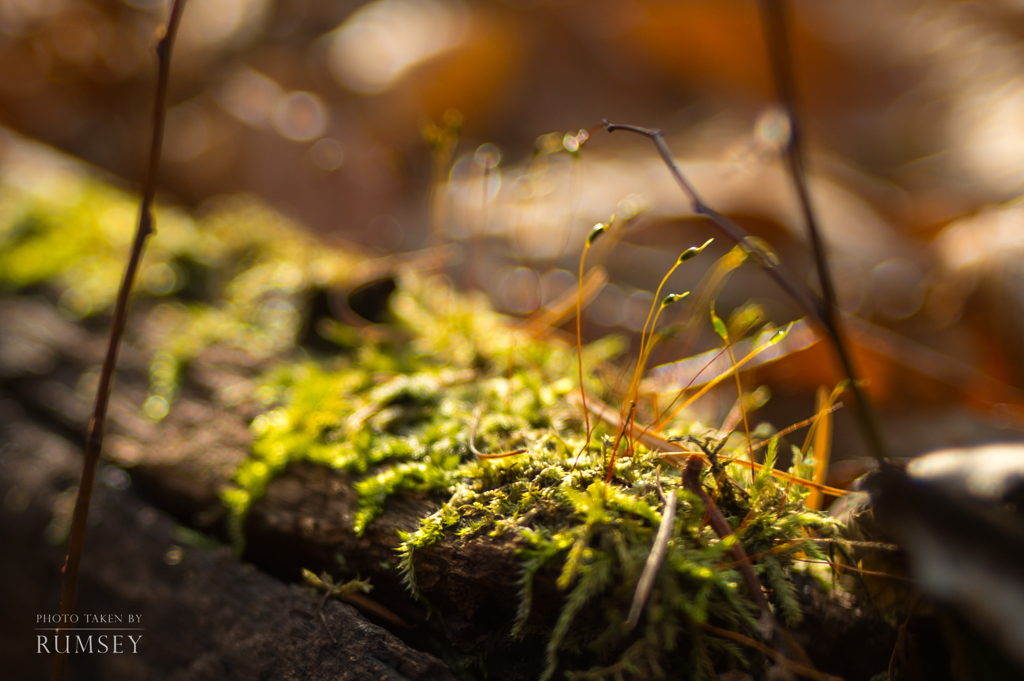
[177,0,270,50]
[327,0,469,95]
[908,443,1024,502]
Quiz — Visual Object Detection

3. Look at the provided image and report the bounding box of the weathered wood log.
[0,398,456,681]
[0,294,898,680]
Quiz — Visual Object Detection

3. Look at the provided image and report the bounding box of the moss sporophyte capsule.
[587,221,609,245]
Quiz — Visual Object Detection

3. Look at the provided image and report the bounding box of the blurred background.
[5,0,1024,463]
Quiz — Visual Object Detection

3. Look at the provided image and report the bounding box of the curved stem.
[50,3,187,680]
[572,241,594,468]
[629,261,681,406]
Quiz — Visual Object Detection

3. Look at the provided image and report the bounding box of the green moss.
[1,146,848,680]
[222,274,624,543]
[0,157,355,419]
[222,272,841,680]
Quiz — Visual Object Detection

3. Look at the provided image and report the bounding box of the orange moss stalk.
[573,219,610,468]
[619,239,711,459]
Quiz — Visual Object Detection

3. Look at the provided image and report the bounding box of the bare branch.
[758,0,888,461]
[50,2,188,679]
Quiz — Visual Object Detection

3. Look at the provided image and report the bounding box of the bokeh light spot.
[273,91,327,142]
[310,138,345,171]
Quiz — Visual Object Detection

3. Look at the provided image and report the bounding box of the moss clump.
[0,146,355,419]
[0,143,848,679]
[229,272,842,680]
[400,428,838,680]
[222,275,625,544]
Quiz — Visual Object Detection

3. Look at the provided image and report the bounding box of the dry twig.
[757,0,887,462]
[50,3,187,680]
[625,489,677,629]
